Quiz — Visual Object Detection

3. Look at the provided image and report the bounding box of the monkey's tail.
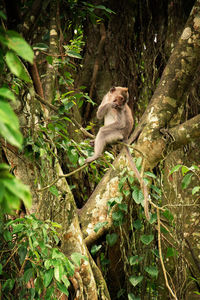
[125,146,150,221]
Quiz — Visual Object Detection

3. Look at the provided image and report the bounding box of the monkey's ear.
[110,86,116,93]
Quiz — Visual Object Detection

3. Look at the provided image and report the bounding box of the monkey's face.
[110,86,129,103]
[113,95,125,107]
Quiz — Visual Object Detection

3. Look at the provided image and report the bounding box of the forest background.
[0,0,200,299]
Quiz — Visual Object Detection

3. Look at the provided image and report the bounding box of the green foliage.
[0,215,74,299]
[169,164,200,192]
[0,99,23,148]
[0,24,33,213]
[94,221,108,233]
[91,244,102,255]
[106,233,118,246]
[129,275,143,287]
[0,164,31,214]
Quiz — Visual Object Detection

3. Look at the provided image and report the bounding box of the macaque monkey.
[85,86,133,163]
[85,86,150,220]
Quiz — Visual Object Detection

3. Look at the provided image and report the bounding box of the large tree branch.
[168,114,200,149]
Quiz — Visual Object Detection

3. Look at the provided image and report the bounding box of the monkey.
[85,86,133,163]
[85,86,150,220]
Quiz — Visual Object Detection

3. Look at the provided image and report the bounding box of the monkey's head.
[109,86,129,103]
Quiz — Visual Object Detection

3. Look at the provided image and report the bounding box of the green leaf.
[129,255,143,266]
[112,210,124,222]
[144,171,156,179]
[166,247,177,258]
[181,173,193,189]
[145,266,158,277]
[192,186,200,195]
[5,50,32,82]
[149,213,157,224]
[129,275,143,287]
[44,268,54,288]
[18,245,27,264]
[0,100,23,147]
[118,203,128,212]
[128,293,141,300]
[2,279,15,292]
[106,233,118,246]
[0,264,2,275]
[71,252,88,266]
[3,229,12,241]
[140,235,154,245]
[66,50,82,59]
[52,248,64,259]
[33,43,48,51]
[0,120,23,148]
[24,268,34,283]
[62,275,70,289]
[2,177,32,208]
[0,11,6,20]
[181,165,190,176]
[133,219,143,230]
[49,185,59,197]
[91,244,102,255]
[118,176,127,190]
[67,147,79,164]
[0,87,15,101]
[132,187,144,205]
[45,287,54,299]
[169,165,182,175]
[56,281,69,296]
[123,189,130,197]
[162,209,174,222]
[151,249,160,258]
[54,265,64,283]
[12,223,24,233]
[4,30,34,63]
[94,221,108,233]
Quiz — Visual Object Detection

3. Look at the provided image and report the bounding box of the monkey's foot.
[85,155,99,164]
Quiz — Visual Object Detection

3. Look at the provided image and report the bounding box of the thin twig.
[37,164,88,192]
[157,207,178,300]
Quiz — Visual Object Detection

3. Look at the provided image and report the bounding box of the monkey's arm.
[96,103,112,119]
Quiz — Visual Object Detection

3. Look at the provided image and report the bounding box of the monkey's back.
[123,104,134,139]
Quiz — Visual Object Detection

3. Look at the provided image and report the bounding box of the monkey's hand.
[112,101,123,110]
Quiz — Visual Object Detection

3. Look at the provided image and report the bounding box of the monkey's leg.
[85,126,123,163]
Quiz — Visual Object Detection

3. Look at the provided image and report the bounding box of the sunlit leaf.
[71,252,88,266]
[94,221,108,233]
[91,244,102,255]
[49,185,59,197]
[129,275,143,287]
[181,173,193,189]
[140,234,154,245]
[129,255,143,266]
[0,87,15,101]
[192,186,200,195]
[5,51,32,82]
[3,30,34,63]
[2,177,32,208]
[169,165,182,175]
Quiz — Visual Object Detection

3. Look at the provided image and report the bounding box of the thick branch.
[168,114,200,149]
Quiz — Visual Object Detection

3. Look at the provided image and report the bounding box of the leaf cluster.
[0,215,74,299]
